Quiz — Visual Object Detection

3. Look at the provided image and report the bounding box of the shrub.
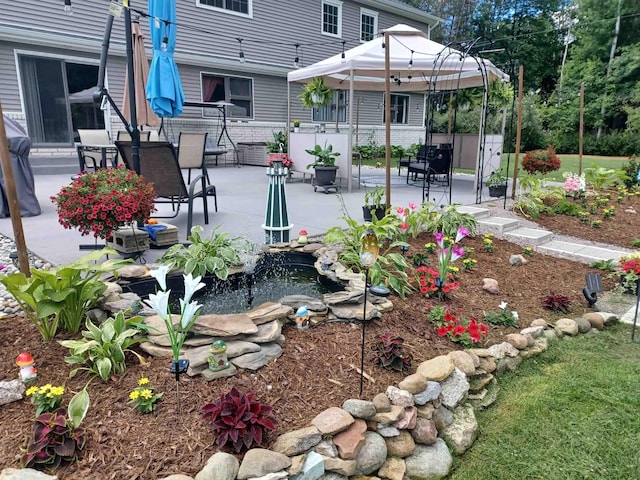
[370,333,413,372]
[622,156,640,188]
[541,291,572,313]
[201,387,276,453]
[522,144,561,175]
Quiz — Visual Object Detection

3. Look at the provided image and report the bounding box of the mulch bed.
[0,233,616,479]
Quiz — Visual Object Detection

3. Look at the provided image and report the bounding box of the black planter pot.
[313,165,339,186]
[488,184,507,197]
[362,205,386,222]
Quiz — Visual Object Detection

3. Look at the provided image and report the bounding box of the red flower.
[437,326,448,337]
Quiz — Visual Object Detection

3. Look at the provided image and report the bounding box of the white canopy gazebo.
[287,24,509,202]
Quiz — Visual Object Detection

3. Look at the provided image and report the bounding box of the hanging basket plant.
[298,77,333,108]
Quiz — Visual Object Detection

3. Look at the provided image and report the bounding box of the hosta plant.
[541,290,572,313]
[371,333,413,372]
[59,312,148,381]
[22,387,89,470]
[201,387,276,453]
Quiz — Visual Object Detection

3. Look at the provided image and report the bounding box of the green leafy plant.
[541,291,572,313]
[483,233,494,253]
[305,143,340,168]
[25,384,65,416]
[265,131,287,154]
[462,257,477,270]
[484,301,519,327]
[584,164,627,192]
[128,377,163,414]
[324,214,413,298]
[427,304,488,348]
[59,312,147,381]
[364,186,385,207]
[522,246,534,257]
[370,333,413,372]
[201,387,277,453]
[22,387,89,470]
[297,76,333,108]
[589,259,617,272]
[617,253,640,292]
[486,169,507,187]
[0,248,131,339]
[160,225,243,280]
[622,156,640,188]
[420,203,478,238]
[631,239,640,248]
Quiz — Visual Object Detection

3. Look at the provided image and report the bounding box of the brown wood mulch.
[0,230,618,479]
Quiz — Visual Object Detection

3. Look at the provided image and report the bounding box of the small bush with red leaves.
[371,332,413,372]
[22,408,87,470]
[201,387,277,453]
[522,144,561,175]
[541,290,572,313]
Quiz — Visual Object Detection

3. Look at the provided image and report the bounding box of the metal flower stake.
[359,228,379,398]
[146,265,205,411]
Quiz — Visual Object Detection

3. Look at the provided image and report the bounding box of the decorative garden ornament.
[295,305,310,330]
[16,352,37,383]
[208,340,230,371]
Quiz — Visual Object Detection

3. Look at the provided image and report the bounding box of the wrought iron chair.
[115,141,215,235]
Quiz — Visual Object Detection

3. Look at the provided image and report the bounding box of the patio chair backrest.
[117,130,151,142]
[177,132,208,169]
[430,146,452,175]
[115,141,188,199]
[78,129,111,145]
[417,144,438,162]
[148,130,160,141]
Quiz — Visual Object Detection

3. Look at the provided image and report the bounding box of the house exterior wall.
[0,0,440,150]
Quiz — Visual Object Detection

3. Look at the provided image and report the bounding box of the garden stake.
[360,267,369,398]
[359,228,379,398]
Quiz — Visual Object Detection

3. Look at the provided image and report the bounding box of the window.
[313,91,348,123]
[322,0,342,37]
[201,73,253,119]
[198,0,251,16]
[360,9,378,42]
[383,94,409,124]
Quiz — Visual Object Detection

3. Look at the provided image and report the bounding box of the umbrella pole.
[124,3,140,173]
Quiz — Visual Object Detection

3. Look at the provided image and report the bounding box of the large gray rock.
[413,381,442,406]
[353,432,387,475]
[272,426,322,456]
[441,404,478,455]
[247,303,293,325]
[439,368,469,409]
[237,449,291,480]
[195,452,239,480]
[0,469,58,480]
[341,399,376,419]
[0,380,25,406]
[243,320,282,343]
[405,439,453,480]
[230,343,282,371]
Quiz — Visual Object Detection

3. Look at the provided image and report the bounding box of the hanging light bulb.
[293,43,300,68]
[341,40,346,63]
[408,50,414,70]
[64,0,73,14]
[237,38,245,64]
[161,35,169,52]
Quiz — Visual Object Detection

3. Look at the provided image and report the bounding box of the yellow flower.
[139,389,153,400]
[129,390,140,400]
[38,384,52,394]
[50,386,64,397]
[25,386,38,396]
[138,378,150,386]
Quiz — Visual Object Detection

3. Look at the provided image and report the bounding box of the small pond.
[123,251,343,315]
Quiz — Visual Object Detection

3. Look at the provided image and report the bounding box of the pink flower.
[450,245,465,262]
[455,226,470,243]
[408,202,418,211]
[434,232,444,247]
[399,222,409,232]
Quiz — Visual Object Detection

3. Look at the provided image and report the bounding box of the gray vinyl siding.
[0,42,20,111]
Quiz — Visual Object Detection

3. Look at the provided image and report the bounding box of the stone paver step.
[476,216,521,234]
[503,227,553,246]
[457,205,491,219]
[537,240,627,263]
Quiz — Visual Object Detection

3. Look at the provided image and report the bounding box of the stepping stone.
[477,216,520,234]
[503,227,553,245]
[456,205,490,219]
[538,240,628,262]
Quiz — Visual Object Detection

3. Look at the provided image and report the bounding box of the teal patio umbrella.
[146,0,184,118]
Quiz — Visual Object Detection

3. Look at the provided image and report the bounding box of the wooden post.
[579,82,584,175]
[0,101,31,275]
[511,65,524,200]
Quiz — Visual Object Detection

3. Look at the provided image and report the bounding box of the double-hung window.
[383,94,409,124]
[360,8,378,42]
[198,0,251,16]
[201,73,253,119]
[322,0,342,37]
[312,91,348,123]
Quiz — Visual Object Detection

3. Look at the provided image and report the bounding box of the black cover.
[1,116,41,217]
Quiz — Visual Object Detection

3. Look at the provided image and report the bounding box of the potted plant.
[305,143,340,190]
[362,186,386,222]
[52,166,156,239]
[266,131,287,154]
[293,120,300,133]
[486,169,508,197]
[298,77,333,108]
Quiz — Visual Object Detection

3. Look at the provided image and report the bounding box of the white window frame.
[196,0,253,18]
[360,8,378,42]
[321,0,343,38]
[383,94,410,125]
[312,91,348,123]
[200,71,255,120]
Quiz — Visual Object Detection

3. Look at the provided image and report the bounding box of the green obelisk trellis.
[262,162,293,244]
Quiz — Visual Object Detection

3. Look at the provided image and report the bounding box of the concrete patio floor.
[0,162,484,266]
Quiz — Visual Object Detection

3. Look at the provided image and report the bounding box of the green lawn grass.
[447,323,640,480]
[501,154,630,182]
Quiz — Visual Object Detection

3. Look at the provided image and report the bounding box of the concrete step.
[503,227,553,246]
[476,216,521,234]
[457,205,491,219]
[538,240,627,263]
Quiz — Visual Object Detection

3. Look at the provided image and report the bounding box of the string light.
[237,37,245,63]
[341,40,346,63]
[408,50,414,69]
[64,0,73,15]
[293,43,300,68]
[161,21,169,52]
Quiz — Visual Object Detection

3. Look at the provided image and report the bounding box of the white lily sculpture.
[146,268,205,364]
